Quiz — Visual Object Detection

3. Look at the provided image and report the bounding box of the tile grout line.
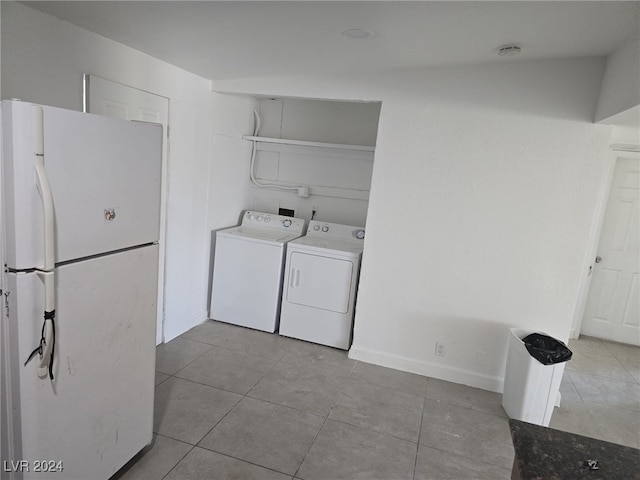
[156,356,308,479]
[412,379,429,480]
[156,340,216,378]
[153,334,250,478]
[566,362,637,384]
[194,446,298,478]
[153,341,222,440]
[158,441,195,480]
[418,443,514,474]
[181,334,291,364]
[563,371,586,403]
[168,344,286,398]
[291,414,330,479]
[187,352,284,449]
[420,379,518,472]
[185,343,328,478]
[292,393,339,479]
[182,332,288,362]
[617,358,640,386]
[568,368,639,388]
[569,338,640,384]
[600,338,640,360]
[158,329,290,400]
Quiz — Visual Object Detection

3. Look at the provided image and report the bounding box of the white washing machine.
[210,211,305,333]
[279,220,365,349]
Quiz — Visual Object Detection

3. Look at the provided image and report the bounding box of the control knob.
[313,225,320,231]
[282,219,292,227]
[322,226,329,232]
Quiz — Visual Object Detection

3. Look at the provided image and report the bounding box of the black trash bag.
[522,333,572,365]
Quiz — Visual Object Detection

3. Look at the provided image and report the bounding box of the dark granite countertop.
[509,419,640,480]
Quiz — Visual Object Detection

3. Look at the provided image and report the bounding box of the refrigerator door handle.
[33,105,55,271]
[25,105,57,380]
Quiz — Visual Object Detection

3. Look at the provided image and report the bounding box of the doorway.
[581,151,639,346]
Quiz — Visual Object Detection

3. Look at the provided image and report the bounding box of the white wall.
[205,92,257,311]
[208,93,259,232]
[264,98,380,145]
[214,58,613,391]
[595,34,640,123]
[1,2,213,341]
[249,98,379,226]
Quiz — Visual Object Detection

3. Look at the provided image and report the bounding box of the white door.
[2,101,162,269]
[85,75,169,345]
[582,154,640,345]
[286,252,354,313]
[0,106,5,469]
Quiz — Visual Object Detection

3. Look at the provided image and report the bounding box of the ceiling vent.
[497,44,522,56]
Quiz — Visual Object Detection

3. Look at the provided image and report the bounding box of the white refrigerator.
[0,100,162,479]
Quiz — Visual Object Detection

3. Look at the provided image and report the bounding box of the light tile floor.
[551,335,640,449]
[113,323,640,480]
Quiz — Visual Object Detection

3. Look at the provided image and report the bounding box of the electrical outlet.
[435,341,445,357]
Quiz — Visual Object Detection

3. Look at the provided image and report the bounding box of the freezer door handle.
[33,106,56,271]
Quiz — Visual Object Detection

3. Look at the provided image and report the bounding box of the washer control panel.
[242,211,305,233]
[307,220,365,242]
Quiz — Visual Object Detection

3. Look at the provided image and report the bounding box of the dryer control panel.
[307,221,365,242]
[242,211,305,234]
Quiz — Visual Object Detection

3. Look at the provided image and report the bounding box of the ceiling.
[22,1,640,82]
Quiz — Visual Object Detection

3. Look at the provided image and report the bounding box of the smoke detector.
[342,28,374,39]
[497,44,522,56]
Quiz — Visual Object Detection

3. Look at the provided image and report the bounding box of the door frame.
[571,146,640,340]
[83,74,170,345]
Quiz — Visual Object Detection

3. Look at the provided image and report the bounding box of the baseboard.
[348,344,505,393]
[163,310,208,343]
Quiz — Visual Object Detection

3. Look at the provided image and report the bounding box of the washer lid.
[218,226,302,245]
[288,235,364,256]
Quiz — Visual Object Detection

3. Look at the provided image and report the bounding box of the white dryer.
[279,221,365,349]
[210,211,305,333]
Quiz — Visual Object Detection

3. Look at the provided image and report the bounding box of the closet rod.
[243,135,375,152]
